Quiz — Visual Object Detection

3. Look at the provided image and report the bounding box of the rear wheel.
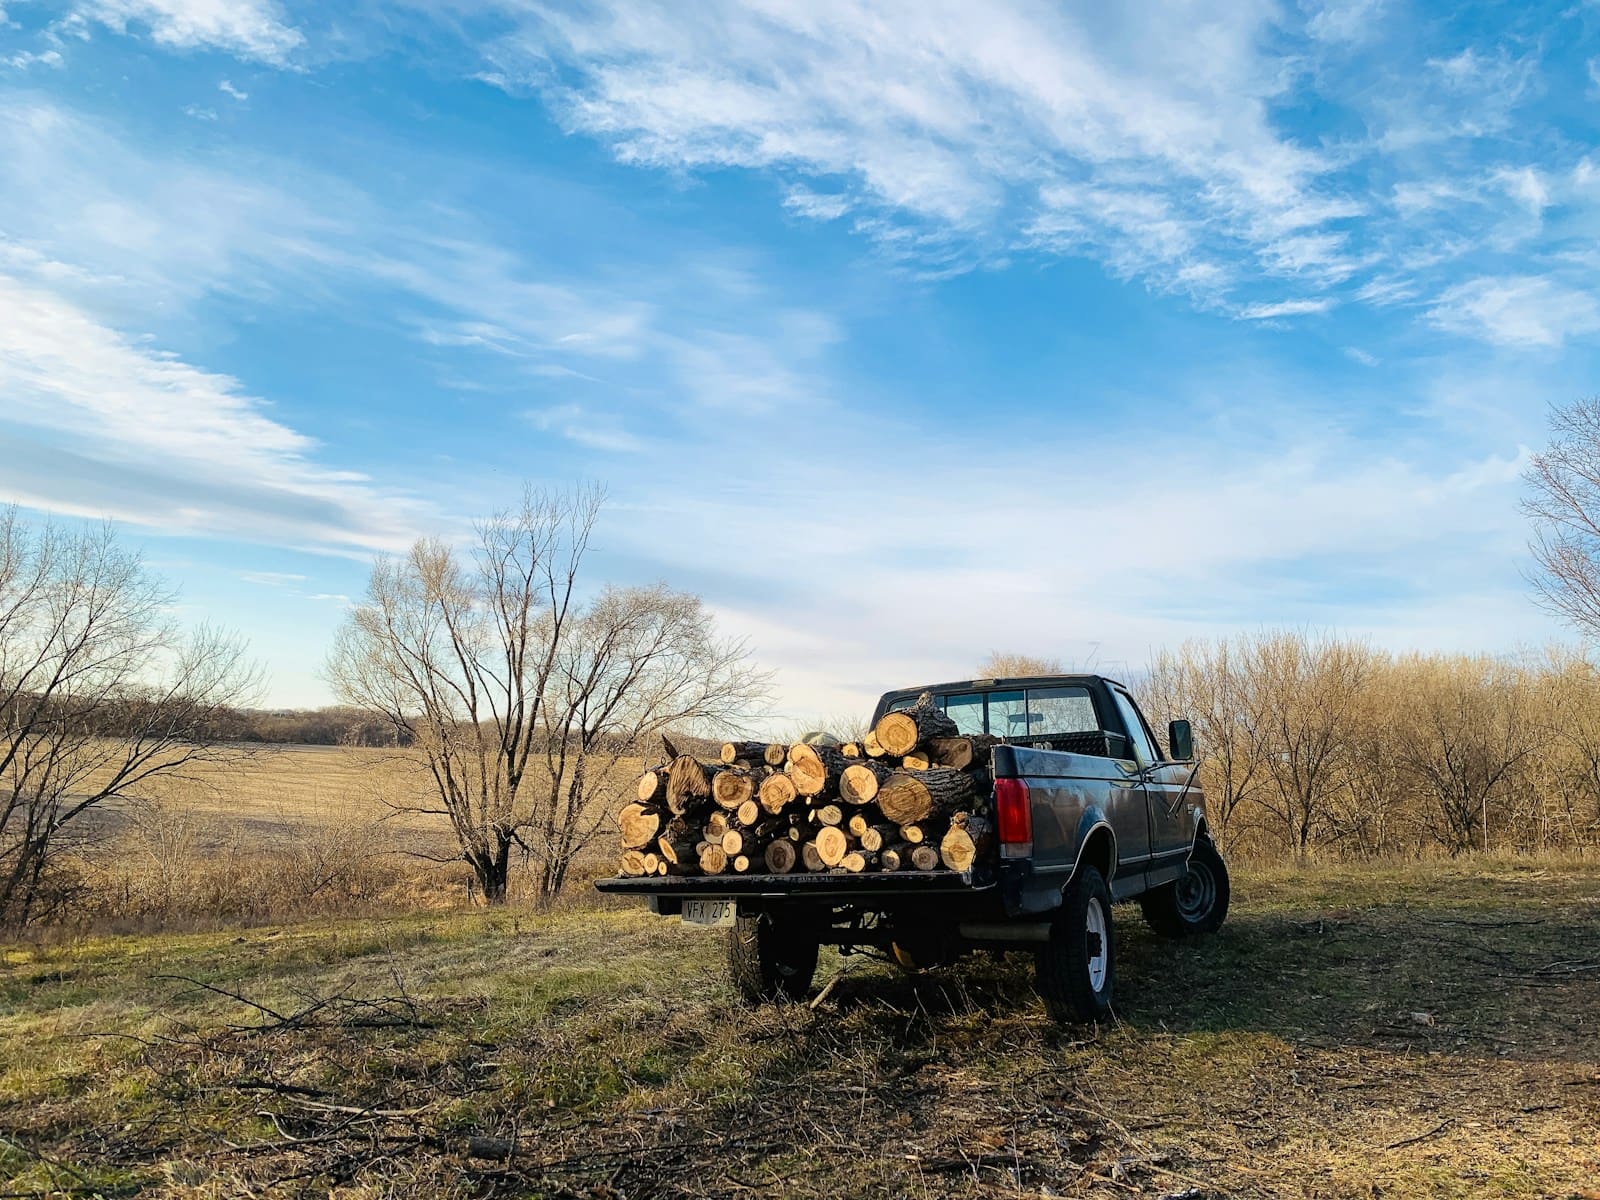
[1139,836,1230,938]
[727,911,819,1004]
[1035,866,1115,1024]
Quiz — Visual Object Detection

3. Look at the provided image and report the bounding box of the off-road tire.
[1035,866,1115,1024]
[727,912,819,1004]
[1139,835,1230,938]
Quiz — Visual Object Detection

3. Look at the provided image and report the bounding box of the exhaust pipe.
[957,921,1052,944]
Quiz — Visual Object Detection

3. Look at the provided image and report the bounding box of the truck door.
[1109,687,1193,868]
[1100,686,1154,877]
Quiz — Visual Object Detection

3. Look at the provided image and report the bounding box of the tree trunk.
[840,761,892,805]
[787,743,847,797]
[873,703,958,756]
[758,772,798,816]
[938,814,993,873]
[712,769,757,811]
[876,768,977,825]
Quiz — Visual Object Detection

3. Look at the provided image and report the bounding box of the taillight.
[994,777,1032,859]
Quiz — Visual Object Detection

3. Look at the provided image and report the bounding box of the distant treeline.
[1145,633,1600,861]
[214,706,412,746]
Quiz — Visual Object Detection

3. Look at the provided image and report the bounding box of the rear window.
[885,685,1100,738]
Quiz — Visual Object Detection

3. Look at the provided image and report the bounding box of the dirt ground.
[1,857,1596,1198]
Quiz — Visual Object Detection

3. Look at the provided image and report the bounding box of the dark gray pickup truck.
[596,674,1229,1023]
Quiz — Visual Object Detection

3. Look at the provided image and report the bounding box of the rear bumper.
[595,870,990,902]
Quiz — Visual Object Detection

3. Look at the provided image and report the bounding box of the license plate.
[682,899,736,927]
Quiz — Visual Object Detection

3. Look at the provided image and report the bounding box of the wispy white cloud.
[0,271,431,553]
[524,403,644,453]
[1239,297,1335,320]
[218,78,247,100]
[67,0,303,64]
[1428,276,1600,348]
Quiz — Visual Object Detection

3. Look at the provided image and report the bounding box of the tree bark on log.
[928,735,999,770]
[910,845,941,871]
[657,832,698,866]
[619,804,662,849]
[815,825,849,867]
[938,814,994,873]
[876,768,978,825]
[667,756,718,814]
[873,701,959,756]
[860,824,896,852]
[787,742,847,797]
[712,769,756,811]
[720,740,768,765]
[839,761,893,805]
[758,772,798,816]
[764,838,798,874]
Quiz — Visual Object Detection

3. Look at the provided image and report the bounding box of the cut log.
[734,799,762,828]
[705,811,731,841]
[901,751,931,771]
[618,850,648,876]
[657,832,698,866]
[899,823,925,844]
[860,824,896,853]
[928,734,1000,770]
[839,851,870,873]
[765,839,798,874]
[720,740,768,765]
[619,804,662,850]
[873,700,959,756]
[814,825,850,867]
[636,769,663,803]
[666,755,716,814]
[880,842,911,871]
[721,828,746,857]
[641,852,661,875]
[846,813,870,838]
[875,768,978,825]
[813,803,844,827]
[764,743,788,767]
[841,742,862,758]
[733,855,752,873]
[758,772,799,816]
[839,760,893,805]
[801,841,825,872]
[787,743,847,797]
[938,814,994,873]
[699,845,729,875]
[712,769,756,811]
[910,845,941,871]
[655,859,669,875]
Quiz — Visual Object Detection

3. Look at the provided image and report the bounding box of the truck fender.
[1066,810,1118,889]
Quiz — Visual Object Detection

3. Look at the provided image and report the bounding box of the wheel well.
[1075,825,1116,885]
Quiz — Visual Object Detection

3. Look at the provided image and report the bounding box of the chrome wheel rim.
[1085,897,1108,992]
[1176,860,1216,922]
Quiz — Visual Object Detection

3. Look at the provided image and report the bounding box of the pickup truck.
[595,674,1229,1023]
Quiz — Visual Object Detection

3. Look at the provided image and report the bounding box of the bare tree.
[1524,397,1600,634]
[0,511,258,924]
[327,486,768,903]
[978,651,1064,677]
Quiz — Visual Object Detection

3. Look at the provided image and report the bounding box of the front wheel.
[1035,866,1115,1024]
[727,912,819,1004]
[1139,836,1230,938]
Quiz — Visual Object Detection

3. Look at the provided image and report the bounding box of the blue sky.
[0,0,1593,720]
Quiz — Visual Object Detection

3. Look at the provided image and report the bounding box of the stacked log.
[615,693,997,878]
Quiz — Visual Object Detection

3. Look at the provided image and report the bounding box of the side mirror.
[1168,719,1194,761]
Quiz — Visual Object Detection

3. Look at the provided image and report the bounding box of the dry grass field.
[2,857,1596,1198]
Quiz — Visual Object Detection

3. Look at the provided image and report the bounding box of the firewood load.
[615,693,998,877]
